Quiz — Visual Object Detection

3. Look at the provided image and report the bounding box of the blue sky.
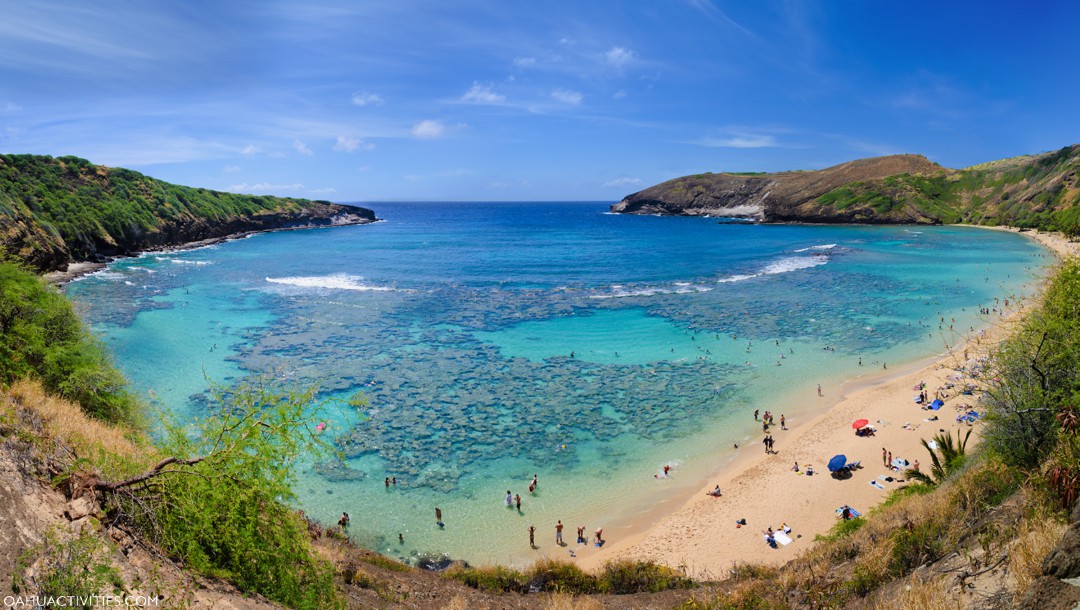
[1,1,1078,202]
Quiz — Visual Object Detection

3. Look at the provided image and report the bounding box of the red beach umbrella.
[852,418,869,429]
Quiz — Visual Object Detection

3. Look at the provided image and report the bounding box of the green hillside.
[614,144,1080,231]
[0,154,375,271]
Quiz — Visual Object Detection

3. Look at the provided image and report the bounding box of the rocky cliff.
[0,154,377,272]
[613,145,1080,231]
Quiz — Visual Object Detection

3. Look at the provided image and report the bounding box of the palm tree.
[904,428,973,487]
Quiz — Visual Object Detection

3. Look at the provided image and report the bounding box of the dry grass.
[866,573,961,610]
[5,377,147,459]
[541,592,603,610]
[443,596,475,610]
[1008,513,1067,595]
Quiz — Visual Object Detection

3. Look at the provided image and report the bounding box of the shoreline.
[44,217,381,285]
[574,226,1072,578]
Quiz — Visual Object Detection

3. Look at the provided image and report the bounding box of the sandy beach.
[574,227,1074,579]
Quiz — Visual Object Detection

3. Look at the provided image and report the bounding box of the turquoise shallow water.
[65,203,1050,567]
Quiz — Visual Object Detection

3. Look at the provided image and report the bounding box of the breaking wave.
[265,273,397,292]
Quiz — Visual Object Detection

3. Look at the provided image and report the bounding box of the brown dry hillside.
[611,154,944,221]
[613,145,1080,231]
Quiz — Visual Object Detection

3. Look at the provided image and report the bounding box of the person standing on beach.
[754,409,759,421]
[882,448,888,467]
[515,493,522,510]
[556,520,564,545]
[528,525,536,548]
[780,414,786,430]
[532,474,538,489]
[763,436,770,454]
[817,384,823,396]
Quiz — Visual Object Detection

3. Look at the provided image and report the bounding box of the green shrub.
[444,564,528,593]
[815,516,866,541]
[0,259,139,424]
[13,529,123,604]
[109,380,347,609]
[596,559,694,594]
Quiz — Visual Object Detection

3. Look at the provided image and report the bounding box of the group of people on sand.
[761,523,792,548]
[534,520,603,550]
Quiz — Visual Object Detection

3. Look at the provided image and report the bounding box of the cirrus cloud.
[604,46,635,67]
[461,82,505,104]
[411,119,445,139]
[351,92,383,106]
[603,177,643,188]
[551,89,583,105]
[228,182,304,194]
[333,135,374,152]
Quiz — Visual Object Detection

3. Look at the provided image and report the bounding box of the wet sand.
[573,228,1073,579]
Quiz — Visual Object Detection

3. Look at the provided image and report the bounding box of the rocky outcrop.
[1016,500,1080,610]
[612,145,1080,230]
[66,202,376,264]
[612,154,944,222]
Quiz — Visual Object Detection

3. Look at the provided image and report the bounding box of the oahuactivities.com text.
[4,595,161,607]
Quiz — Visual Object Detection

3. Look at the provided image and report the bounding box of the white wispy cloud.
[240,144,262,156]
[513,56,537,69]
[293,139,314,155]
[411,120,445,139]
[692,128,784,148]
[551,89,583,105]
[351,91,384,106]
[461,82,505,104]
[3,102,21,112]
[222,165,240,173]
[697,134,778,148]
[604,46,634,68]
[333,135,374,152]
[603,177,643,188]
[228,182,305,193]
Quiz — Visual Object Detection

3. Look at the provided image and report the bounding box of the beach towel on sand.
[773,531,793,546]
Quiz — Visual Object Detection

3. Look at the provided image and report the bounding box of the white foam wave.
[164,258,212,266]
[762,256,828,275]
[793,244,837,252]
[87,270,126,281]
[265,273,395,292]
[589,283,713,299]
[716,273,759,284]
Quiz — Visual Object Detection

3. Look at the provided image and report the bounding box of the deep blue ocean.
[65,202,1049,566]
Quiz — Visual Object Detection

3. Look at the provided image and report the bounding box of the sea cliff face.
[612,145,1080,231]
[0,154,377,272]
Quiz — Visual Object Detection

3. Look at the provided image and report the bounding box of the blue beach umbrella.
[827,454,848,472]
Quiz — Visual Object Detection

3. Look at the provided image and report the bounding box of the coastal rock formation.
[0,154,377,272]
[612,144,1080,230]
[611,154,944,222]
